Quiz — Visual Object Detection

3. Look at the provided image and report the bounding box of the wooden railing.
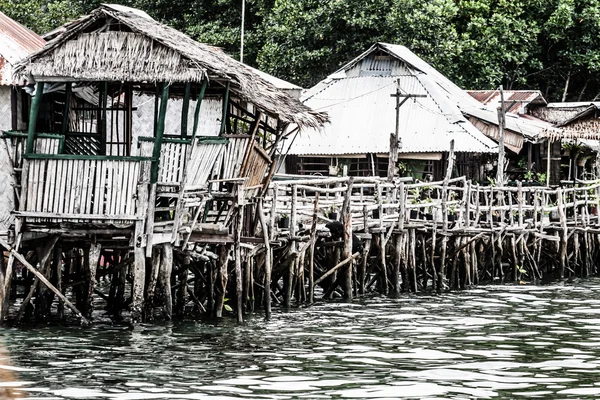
[264,176,600,233]
[18,156,149,221]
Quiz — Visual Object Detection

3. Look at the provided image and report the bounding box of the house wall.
[131,93,223,150]
[0,85,15,233]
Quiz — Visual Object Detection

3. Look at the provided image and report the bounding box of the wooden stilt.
[234,205,244,323]
[131,246,146,323]
[215,244,229,318]
[159,243,173,320]
[86,243,101,319]
[341,177,354,300]
[0,238,89,325]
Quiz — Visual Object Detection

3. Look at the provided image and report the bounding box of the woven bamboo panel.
[131,94,222,148]
[0,86,11,132]
[0,139,15,230]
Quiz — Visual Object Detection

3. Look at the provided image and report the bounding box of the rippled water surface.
[4,281,600,398]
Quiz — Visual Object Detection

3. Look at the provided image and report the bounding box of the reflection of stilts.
[0,342,23,399]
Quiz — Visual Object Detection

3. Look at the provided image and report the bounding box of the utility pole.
[240,0,245,63]
[388,79,426,181]
[496,85,506,185]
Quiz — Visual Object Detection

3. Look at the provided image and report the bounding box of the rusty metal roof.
[467,90,547,114]
[0,11,45,84]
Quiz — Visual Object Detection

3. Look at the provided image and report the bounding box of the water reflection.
[3,281,600,398]
[0,339,24,399]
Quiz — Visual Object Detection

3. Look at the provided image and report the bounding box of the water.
[3,281,600,399]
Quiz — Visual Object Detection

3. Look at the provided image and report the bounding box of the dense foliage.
[3,0,600,101]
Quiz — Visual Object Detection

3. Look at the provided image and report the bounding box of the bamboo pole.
[341,177,354,299]
[0,238,90,325]
[309,192,319,303]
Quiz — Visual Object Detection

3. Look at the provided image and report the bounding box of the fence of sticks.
[4,173,600,325]
[258,173,600,308]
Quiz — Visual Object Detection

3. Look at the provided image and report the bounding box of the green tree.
[0,0,84,34]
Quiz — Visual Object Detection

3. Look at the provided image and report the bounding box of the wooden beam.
[99,82,108,155]
[181,82,191,138]
[151,83,170,183]
[0,238,90,325]
[220,82,230,135]
[26,84,44,154]
[62,83,72,135]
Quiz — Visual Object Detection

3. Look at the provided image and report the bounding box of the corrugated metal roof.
[464,107,558,142]
[0,11,45,85]
[290,43,497,155]
[467,90,547,114]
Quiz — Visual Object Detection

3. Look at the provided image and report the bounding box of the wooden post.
[215,244,230,317]
[131,246,145,323]
[341,177,354,299]
[151,83,170,183]
[0,238,90,325]
[181,82,191,138]
[0,251,5,323]
[159,243,173,319]
[257,199,272,318]
[557,187,567,279]
[62,82,72,135]
[145,247,161,319]
[86,243,102,319]
[439,140,455,292]
[17,236,58,322]
[285,185,298,308]
[99,82,108,155]
[388,133,399,181]
[234,204,244,323]
[309,192,319,303]
[26,83,44,154]
[220,82,231,135]
[496,85,506,186]
[388,82,425,180]
[0,234,19,321]
[546,140,552,187]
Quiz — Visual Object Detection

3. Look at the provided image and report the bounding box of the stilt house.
[0,12,45,238]
[283,42,498,180]
[2,4,326,321]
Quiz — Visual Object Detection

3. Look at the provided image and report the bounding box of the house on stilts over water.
[0,11,45,242]
[0,4,327,323]
[282,42,499,180]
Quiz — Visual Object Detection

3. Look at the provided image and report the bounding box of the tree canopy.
[3,0,600,101]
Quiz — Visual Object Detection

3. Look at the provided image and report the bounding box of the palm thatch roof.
[14,4,327,129]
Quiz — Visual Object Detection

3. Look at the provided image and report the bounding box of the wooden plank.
[14,211,141,220]
[93,160,102,214]
[26,160,37,212]
[126,162,139,215]
[56,160,66,213]
[85,160,96,214]
[119,161,130,215]
[42,159,54,213]
[106,161,115,215]
[98,160,107,214]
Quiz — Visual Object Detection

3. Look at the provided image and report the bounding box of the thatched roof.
[14,4,327,129]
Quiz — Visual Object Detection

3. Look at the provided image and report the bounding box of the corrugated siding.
[0,11,45,84]
[290,75,497,155]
